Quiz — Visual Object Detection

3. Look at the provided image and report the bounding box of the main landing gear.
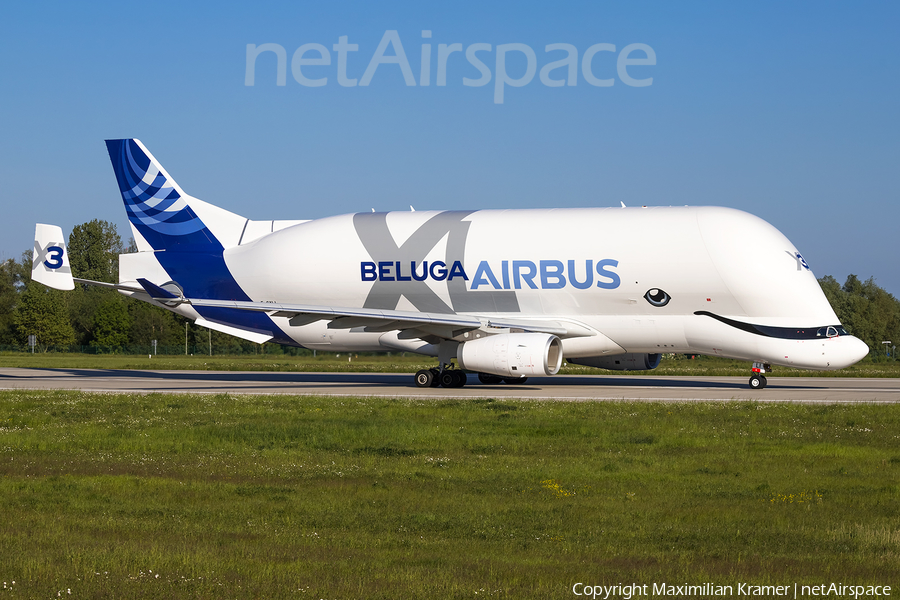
[413,368,527,388]
[749,362,771,389]
[414,367,467,388]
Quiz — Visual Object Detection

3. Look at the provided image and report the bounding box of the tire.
[455,371,467,388]
[415,369,433,388]
[440,371,457,388]
[749,374,764,390]
[439,370,468,388]
[429,368,441,387]
[478,373,503,384]
[504,377,528,385]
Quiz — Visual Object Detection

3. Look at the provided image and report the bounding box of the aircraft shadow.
[5,368,824,391]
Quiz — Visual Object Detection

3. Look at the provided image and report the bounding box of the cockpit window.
[817,326,848,338]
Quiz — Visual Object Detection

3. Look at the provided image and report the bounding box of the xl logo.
[353,211,519,314]
[33,241,69,272]
[787,251,810,271]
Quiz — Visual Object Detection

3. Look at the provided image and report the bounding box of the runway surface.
[1,367,898,402]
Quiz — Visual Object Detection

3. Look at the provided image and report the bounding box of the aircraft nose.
[829,335,870,369]
[846,336,870,364]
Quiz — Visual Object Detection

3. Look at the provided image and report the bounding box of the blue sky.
[2,1,898,296]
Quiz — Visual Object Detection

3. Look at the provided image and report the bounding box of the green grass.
[3,350,900,378]
[0,391,898,598]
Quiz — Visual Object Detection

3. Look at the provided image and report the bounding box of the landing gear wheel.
[504,377,528,385]
[478,373,503,384]
[455,371,467,388]
[749,374,767,390]
[439,371,455,388]
[440,370,467,388]
[415,369,434,388]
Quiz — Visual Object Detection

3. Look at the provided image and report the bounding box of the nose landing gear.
[749,362,771,389]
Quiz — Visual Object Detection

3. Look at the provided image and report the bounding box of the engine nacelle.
[569,353,661,371]
[457,333,563,378]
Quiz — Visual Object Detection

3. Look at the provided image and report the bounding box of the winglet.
[32,224,74,290]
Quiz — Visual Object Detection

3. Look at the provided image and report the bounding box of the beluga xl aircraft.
[33,139,869,389]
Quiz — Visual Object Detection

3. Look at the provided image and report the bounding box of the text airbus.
[360,258,620,290]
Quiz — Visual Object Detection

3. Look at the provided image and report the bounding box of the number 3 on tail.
[43,246,64,269]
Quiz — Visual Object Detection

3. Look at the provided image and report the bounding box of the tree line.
[1,220,898,358]
[0,220,266,354]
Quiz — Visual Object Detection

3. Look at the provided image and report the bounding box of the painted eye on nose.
[644,288,670,307]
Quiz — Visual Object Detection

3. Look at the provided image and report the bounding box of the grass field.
[0,391,898,598]
[3,350,900,378]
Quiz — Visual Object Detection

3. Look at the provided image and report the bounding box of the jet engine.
[569,353,661,371]
[457,333,563,378]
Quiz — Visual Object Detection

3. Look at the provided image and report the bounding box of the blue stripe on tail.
[106,139,294,344]
[106,139,216,250]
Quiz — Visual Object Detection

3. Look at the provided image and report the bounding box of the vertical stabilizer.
[32,224,74,290]
[105,139,247,251]
[103,139,287,341]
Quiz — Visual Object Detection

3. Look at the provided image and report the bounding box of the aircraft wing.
[187,298,591,338]
[191,297,481,330]
[133,280,587,340]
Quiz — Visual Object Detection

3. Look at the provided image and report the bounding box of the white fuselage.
[184,205,867,370]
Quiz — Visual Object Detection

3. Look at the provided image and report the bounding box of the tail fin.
[32,224,74,290]
[105,139,247,252]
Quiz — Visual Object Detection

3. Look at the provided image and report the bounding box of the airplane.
[32,139,870,389]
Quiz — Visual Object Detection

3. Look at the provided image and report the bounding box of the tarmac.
[1,368,898,403]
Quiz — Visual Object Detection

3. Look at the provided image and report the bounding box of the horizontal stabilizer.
[74,278,145,293]
[136,278,178,299]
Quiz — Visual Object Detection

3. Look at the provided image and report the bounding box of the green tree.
[129,302,183,349]
[818,275,844,315]
[68,219,122,283]
[89,296,131,350]
[68,288,103,345]
[819,274,900,356]
[210,328,259,354]
[14,284,75,348]
[66,220,125,345]
[0,256,29,344]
